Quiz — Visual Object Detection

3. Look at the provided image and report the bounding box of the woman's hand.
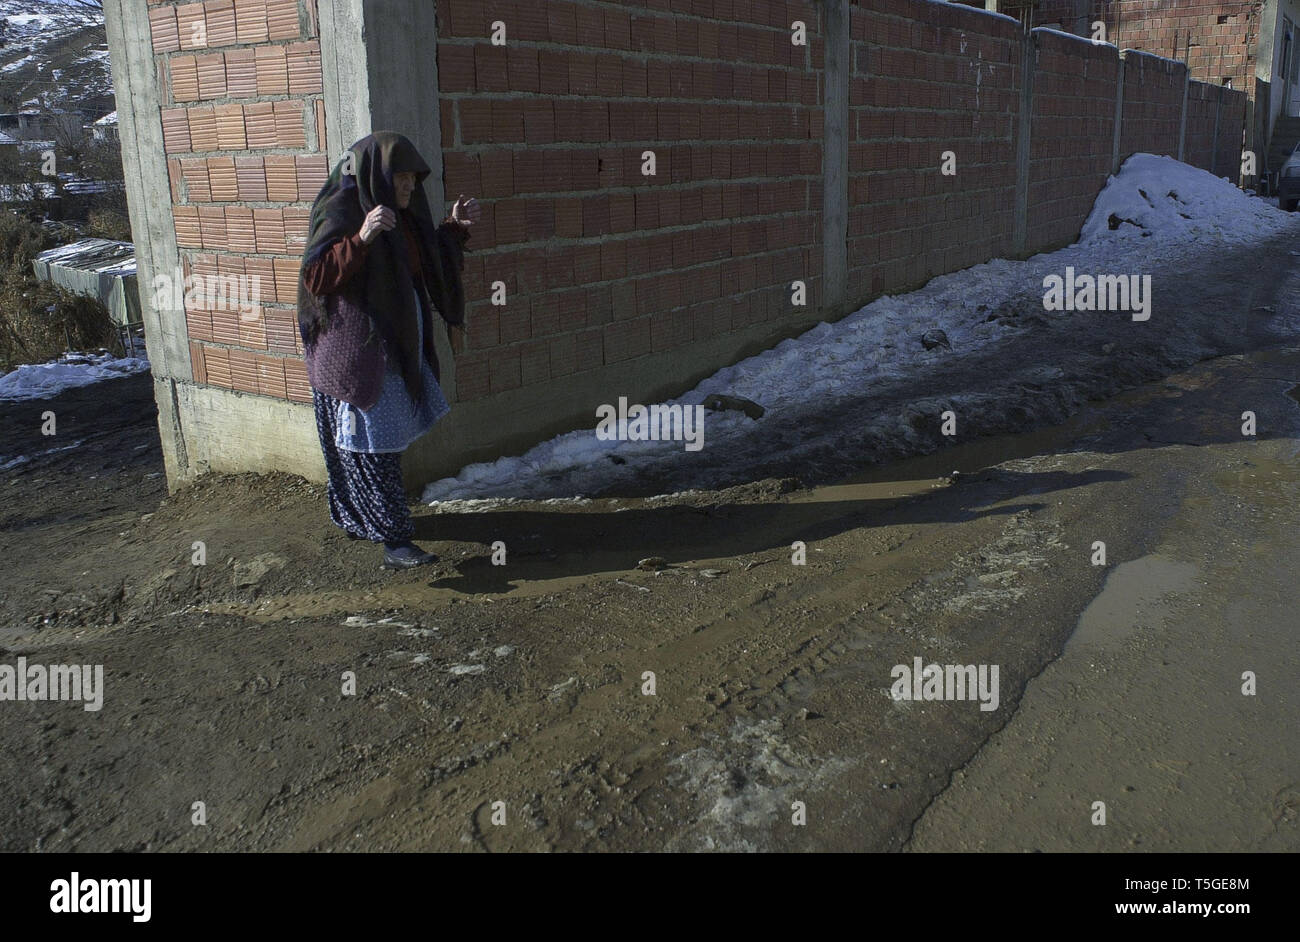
[450,194,480,227]
[359,205,396,244]
[447,197,475,358]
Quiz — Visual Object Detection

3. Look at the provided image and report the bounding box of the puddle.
[795,410,1104,507]
[198,361,1270,625]
[201,412,1110,622]
[1066,554,1199,649]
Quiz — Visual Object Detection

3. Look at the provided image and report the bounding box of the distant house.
[0,111,52,139]
[0,131,60,212]
[80,95,117,118]
[0,131,51,205]
[89,111,118,143]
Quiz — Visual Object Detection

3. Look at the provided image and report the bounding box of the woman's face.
[393,171,417,209]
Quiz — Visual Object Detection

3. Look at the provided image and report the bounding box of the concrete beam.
[1012,31,1036,256]
[103,0,192,487]
[317,0,370,167]
[318,0,445,202]
[821,0,849,321]
[1112,54,1126,174]
[1177,67,1190,162]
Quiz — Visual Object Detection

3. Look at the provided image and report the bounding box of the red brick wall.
[435,0,824,403]
[147,0,326,404]
[1032,1,1259,90]
[1110,1,1258,89]
[1215,83,1248,174]
[1119,50,1188,161]
[1184,77,1220,170]
[846,0,1020,298]
[135,0,1248,413]
[1027,29,1119,251]
[1035,3,1253,177]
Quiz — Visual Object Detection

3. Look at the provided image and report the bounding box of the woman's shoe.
[382,540,438,569]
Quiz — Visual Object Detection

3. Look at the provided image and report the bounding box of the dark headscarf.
[297,131,465,403]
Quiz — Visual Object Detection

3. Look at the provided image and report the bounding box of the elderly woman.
[297,131,479,569]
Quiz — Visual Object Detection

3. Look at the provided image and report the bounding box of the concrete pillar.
[317,0,369,168]
[319,0,445,181]
[1012,31,1036,256]
[1211,82,1223,176]
[103,0,192,487]
[1177,67,1190,162]
[1112,54,1127,173]
[821,0,849,320]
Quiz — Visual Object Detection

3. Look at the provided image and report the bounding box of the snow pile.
[420,263,1031,503]
[1081,153,1285,245]
[0,351,150,401]
[412,154,1295,503]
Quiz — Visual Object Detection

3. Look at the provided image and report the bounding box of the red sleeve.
[302,232,370,295]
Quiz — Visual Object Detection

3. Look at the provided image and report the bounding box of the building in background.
[971,0,1299,183]
[89,110,120,142]
[0,110,54,140]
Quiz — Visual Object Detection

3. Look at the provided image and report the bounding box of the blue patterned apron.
[335,287,450,454]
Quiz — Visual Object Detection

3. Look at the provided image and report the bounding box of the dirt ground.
[2,238,1299,852]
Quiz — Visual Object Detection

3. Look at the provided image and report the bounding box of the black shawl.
[297,131,467,402]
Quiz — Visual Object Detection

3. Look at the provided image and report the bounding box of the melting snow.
[421,155,1290,504]
[0,351,149,402]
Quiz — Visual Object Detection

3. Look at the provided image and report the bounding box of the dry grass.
[0,211,117,374]
[86,207,132,242]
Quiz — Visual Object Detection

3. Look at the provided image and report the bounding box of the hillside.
[0,0,112,119]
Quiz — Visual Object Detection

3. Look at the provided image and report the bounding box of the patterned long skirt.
[312,387,414,543]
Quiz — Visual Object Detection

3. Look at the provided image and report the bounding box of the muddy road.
[2,332,1297,851]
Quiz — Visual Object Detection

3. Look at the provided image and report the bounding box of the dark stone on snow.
[920,329,951,351]
[702,393,765,420]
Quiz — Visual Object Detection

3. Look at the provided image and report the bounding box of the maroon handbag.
[301,291,387,410]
